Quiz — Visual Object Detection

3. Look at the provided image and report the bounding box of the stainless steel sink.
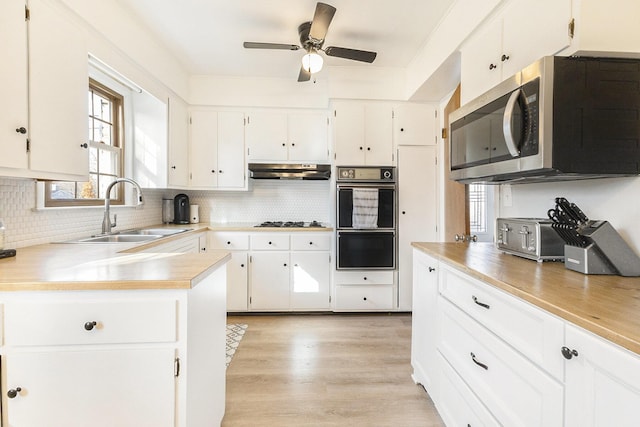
[122,228,191,236]
[56,227,192,244]
[71,234,162,243]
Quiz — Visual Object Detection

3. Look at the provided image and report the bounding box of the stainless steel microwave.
[449,56,640,184]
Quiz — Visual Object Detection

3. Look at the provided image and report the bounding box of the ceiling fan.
[243,2,377,82]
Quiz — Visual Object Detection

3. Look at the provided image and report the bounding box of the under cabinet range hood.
[248,163,331,180]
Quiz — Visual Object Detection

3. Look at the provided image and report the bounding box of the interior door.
[443,85,469,241]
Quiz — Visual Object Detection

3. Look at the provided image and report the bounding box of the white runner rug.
[226,323,248,368]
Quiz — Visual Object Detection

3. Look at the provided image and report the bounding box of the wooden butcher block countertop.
[413,242,640,355]
[0,226,229,291]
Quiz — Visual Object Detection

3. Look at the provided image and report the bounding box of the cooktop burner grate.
[254,220,325,228]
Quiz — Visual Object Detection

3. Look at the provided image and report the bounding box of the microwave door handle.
[503,89,522,158]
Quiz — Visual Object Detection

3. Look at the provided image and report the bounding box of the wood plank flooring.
[223,313,444,426]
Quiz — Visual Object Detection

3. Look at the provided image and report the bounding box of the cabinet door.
[246,112,288,161]
[250,252,290,310]
[4,348,175,427]
[0,0,29,170]
[28,0,89,179]
[564,324,640,427]
[217,112,246,189]
[411,250,439,392]
[398,146,438,311]
[290,252,330,310]
[394,104,437,146]
[288,113,329,162]
[227,252,249,311]
[502,0,572,78]
[334,103,365,166]
[132,91,168,188]
[364,104,393,165]
[168,96,190,188]
[460,17,503,104]
[189,110,218,187]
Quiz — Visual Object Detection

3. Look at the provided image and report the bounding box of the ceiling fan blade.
[297,66,311,82]
[243,42,300,50]
[309,2,336,41]
[324,46,377,63]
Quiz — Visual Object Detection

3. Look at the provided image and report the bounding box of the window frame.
[44,78,125,207]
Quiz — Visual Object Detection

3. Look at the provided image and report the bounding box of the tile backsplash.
[0,177,331,249]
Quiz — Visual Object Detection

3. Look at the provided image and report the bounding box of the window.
[45,79,124,207]
[469,183,487,234]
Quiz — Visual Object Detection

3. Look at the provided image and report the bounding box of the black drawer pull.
[428,267,435,272]
[472,295,490,309]
[84,321,97,331]
[561,346,579,360]
[7,387,22,399]
[470,352,488,370]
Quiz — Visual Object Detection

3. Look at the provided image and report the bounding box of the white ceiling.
[115,0,455,81]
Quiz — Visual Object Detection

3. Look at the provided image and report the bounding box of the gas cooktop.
[254,221,325,228]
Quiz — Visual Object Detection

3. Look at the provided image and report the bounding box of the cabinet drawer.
[250,234,290,250]
[334,285,394,310]
[439,263,564,380]
[140,235,199,253]
[439,299,563,426]
[210,232,249,250]
[438,353,499,427]
[334,270,394,286]
[4,299,177,346]
[291,233,331,251]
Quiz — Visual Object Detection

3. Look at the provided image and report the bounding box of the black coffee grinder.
[173,194,190,224]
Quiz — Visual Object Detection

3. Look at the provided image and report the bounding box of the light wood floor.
[223,313,444,426]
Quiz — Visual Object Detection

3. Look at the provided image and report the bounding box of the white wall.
[498,177,640,253]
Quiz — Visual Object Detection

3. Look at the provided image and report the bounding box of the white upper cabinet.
[334,102,394,166]
[28,0,89,180]
[460,0,572,104]
[189,110,246,190]
[393,104,438,146]
[167,96,190,188]
[0,0,29,172]
[131,91,168,189]
[246,111,329,163]
[564,0,640,56]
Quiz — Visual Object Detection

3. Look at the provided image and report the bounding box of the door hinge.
[435,110,438,118]
[441,128,448,139]
[25,5,30,20]
[249,255,252,263]
[568,18,575,39]
[174,357,181,377]
[435,156,438,165]
[329,295,332,303]
[189,116,192,125]
[249,296,252,304]
[392,110,395,119]
[326,117,329,125]
[247,116,250,125]
[26,139,30,153]
[334,110,337,117]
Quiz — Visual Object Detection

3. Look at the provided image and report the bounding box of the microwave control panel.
[336,167,395,182]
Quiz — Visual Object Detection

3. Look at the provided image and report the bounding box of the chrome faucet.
[102,178,144,234]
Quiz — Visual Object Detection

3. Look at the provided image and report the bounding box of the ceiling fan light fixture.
[302,51,323,74]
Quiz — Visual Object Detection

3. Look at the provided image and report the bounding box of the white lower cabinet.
[333,271,395,311]
[5,348,176,427]
[250,251,291,310]
[1,263,227,426]
[439,298,563,426]
[411,251,439,393]
[209,232,250,311]
[564,324,640,427]
[412,248,640,426]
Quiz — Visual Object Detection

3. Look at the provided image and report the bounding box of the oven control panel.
[337,167,395,182]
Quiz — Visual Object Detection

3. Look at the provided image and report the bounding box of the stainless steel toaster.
[496,218,565,261]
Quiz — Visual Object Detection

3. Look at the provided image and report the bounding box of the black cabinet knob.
[359,146,363,150]
[309,241,313,245]
[268,241,272,245]
[84,321,97,331]
[282,143,286,147]
[363,277,367,280]
[240,263,245,268]
[80,143,88,148]
[15,127,27,134]
[219,170,223,173]
[363,297,367,301]
[400,128,404,132]
[561,346,579,360]
[171,165,176,169]
[7,387,22,399]
[291,143,295,147]
[227,241,231,245]
[489,63,497,70]
[283,263,287,267]
[367,147,371,151]
[201,247,206,252]
[211,170,215,173]
[402,211,406,215]
[428,267,436,272]
[501,54,510,62]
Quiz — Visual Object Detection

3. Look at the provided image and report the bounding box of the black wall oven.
[336,167,396,270]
